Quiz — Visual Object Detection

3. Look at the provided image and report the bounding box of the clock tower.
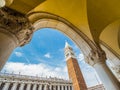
[64,42,87,90]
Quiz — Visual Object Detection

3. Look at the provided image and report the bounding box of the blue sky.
[7,28,80,66]
[1,28,101,87]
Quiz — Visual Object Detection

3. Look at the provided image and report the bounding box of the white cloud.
[44,53,51,58]
[2,62,68,79]
[14,52,23,57]
[2,53,101,87]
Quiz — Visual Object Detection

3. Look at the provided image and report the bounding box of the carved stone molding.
[0,7,34,46]
[85,49,107,66]
[112,65,120,73]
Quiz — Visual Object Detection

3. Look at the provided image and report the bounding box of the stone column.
[0,29,18,70]
[65,85,67,90]
[85,50,120,90]
[44,84,47,90]
[19,83,25,90]
[33,84,37,90]
[0,82,2,86]
[38,84,42,90]
[0,7,33,70]
[11,83,18,90]
[48,84,51,90]
[61,85,64,90]
[53,85,56,90]
[2,82,10,90]
[49,85,52,90]
[0,83,5,89]
[51,85,53,90]
[72,86,74,90]
[26,83,31,90]
[68,86,70,90]
[58,85,60,90]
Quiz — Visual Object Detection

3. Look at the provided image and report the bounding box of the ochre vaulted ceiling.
[6,0,120,57]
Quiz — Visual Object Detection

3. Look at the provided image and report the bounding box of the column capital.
[0,7,34,46]
[85,49,107,66]
[112,65,120,75]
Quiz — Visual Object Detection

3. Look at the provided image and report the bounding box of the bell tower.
[64,42,87,90]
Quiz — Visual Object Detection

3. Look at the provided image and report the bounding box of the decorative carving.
[85,49,106,66]
[0,7,34,46]
[112,65,120,73]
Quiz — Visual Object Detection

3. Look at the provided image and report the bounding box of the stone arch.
[27,12,120,89]
[28,12,97,58]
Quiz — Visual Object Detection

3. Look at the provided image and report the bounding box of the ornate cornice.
[0,7,34,46]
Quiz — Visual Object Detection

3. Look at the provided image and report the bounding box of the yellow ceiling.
[87,0,120,43]
[33,0,93,40]
[7,0,120,57]
[7,0,45,14]
[100,20,120,56]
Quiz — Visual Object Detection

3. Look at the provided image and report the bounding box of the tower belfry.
[64,42,87,90]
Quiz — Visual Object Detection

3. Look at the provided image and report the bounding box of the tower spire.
[64,42,76,60]
[65,41,71,48]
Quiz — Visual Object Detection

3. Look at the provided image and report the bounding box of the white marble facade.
[0,73,105,90]
[0,73,73,90]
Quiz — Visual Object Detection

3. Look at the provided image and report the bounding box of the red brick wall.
[67,58,87,90]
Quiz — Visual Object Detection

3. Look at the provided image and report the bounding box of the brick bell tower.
[64,42,87,90]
